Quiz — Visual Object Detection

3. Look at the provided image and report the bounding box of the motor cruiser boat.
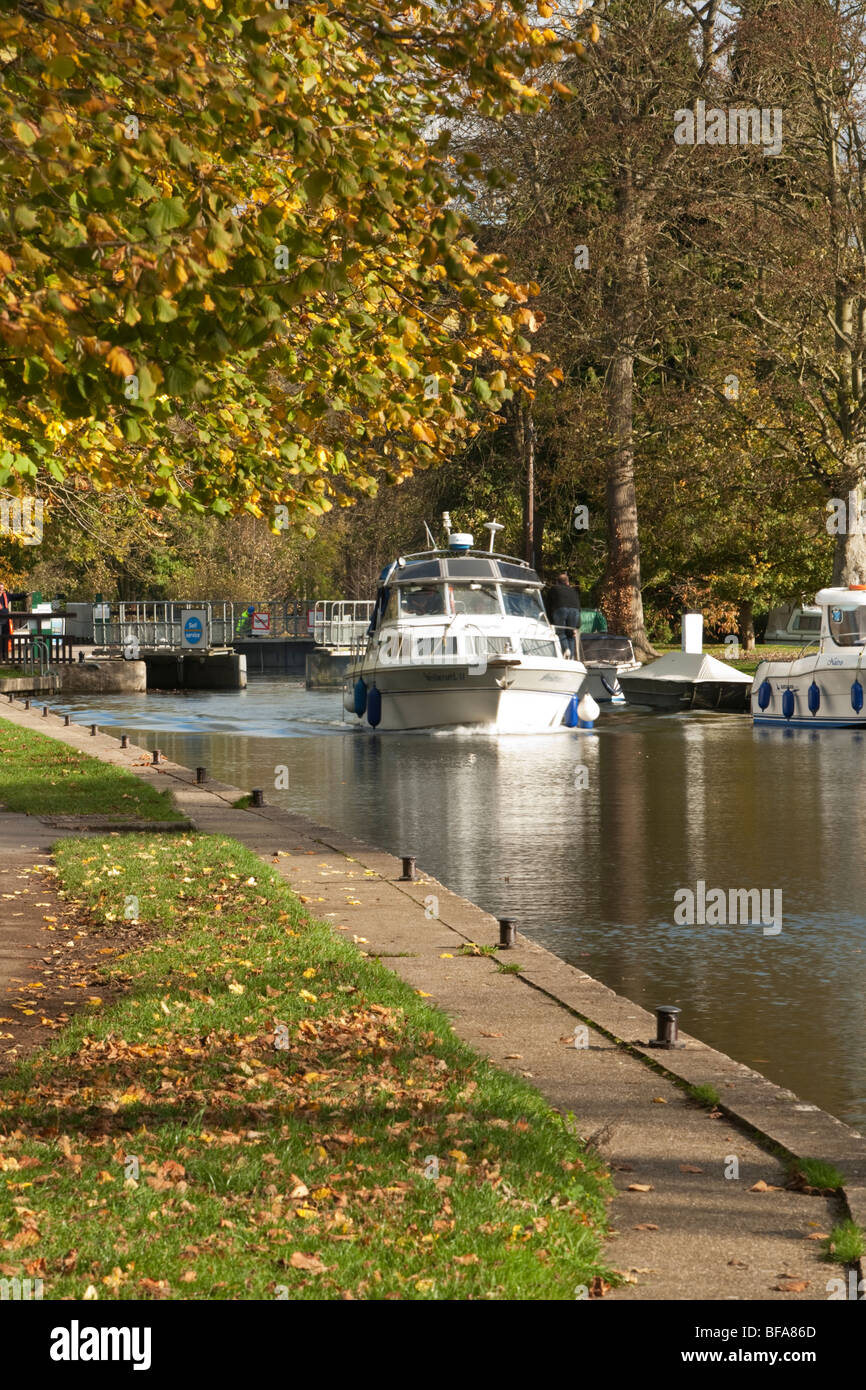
[752,585,866,726]
[343,520,587,731]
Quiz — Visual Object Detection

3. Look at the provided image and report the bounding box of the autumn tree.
[0,1,586,529]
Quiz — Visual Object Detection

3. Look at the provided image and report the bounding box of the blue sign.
[184,615,203,646]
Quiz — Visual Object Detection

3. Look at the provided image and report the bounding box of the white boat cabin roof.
[815,586,866,608]
[382,550,542,588]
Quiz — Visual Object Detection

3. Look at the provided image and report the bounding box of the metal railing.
[310,600,374,650]
[89,599,374,651]
[93,601,237,650]
[1,612,73,674]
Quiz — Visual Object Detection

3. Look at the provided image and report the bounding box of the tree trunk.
[516,399,537,568]
[832,468,866,584]
[738,599,755,655]
[599,170,656,662]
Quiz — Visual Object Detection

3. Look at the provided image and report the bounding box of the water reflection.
[45,681,866,1129]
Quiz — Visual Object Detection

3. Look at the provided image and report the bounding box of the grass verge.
[823,1221,865,1264]
[0,717,181,821]
[0,832,613,1300]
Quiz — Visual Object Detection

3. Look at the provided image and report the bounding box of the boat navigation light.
[484,519,504,553]
[442,511,452,540]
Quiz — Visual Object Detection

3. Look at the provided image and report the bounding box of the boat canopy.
[631,651,752,684]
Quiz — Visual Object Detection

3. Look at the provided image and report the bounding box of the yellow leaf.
[105,346,134,376]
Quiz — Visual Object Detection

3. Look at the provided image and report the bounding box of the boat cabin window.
[502,586,545,620]
[828,605,866,646]
[449,582,501,616]
[400,585,447,617]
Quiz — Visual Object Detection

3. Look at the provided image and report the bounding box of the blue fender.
[782,688,795,720]
[757,679,772,711]
[367,686,382,728]
[353,677,367,717]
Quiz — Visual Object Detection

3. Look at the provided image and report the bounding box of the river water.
[46,678,866,1130]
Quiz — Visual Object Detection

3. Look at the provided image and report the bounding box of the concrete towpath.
[2,700,865,1301]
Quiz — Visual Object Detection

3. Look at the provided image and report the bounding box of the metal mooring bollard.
[90,724,98,736]
[6,693,12,703]
[399,855,416,881]
[24,699,30,710]
[151,749,161,765]
[251,788,264,807]
[64,714,70,726]
[42,705,48,717]
[647,1005,685,1049]
[196,766,207,785]
[499,917,517,949]
[120,734,128,749]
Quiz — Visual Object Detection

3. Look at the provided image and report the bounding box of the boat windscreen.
[399,585,447,616]
[449,583,500,615]
[828,605,866,646]
[502,587,545,619]
[580,634,635,663]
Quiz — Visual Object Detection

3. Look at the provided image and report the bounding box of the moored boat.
[752,586,866,727]
[618,650,753,712]
[579,632,641,703]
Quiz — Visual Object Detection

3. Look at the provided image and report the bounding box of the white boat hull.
[752,656,866,727]
[346,660,586,731]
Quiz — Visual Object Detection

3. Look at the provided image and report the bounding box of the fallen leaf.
[627,1184,653,1192]
[773,1279,809,1293]
[679,1164,704,1173]
[632,1223,659,1231]
[588,1275,610,1298]
[289,1251,327,1274]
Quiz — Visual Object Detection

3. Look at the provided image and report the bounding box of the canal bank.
[1,698,865,1300]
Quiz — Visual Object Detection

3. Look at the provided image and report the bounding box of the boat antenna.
[423,520,436,549]
[442,511,452,541]
[484,519,504,553]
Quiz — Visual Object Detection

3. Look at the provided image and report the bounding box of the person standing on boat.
[547,573,582,659]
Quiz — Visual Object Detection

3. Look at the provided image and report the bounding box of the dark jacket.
[547,583,581,618]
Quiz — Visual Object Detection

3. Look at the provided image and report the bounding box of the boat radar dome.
[449,533,474,552]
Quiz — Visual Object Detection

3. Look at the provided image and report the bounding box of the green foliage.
[0,1,585,525]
